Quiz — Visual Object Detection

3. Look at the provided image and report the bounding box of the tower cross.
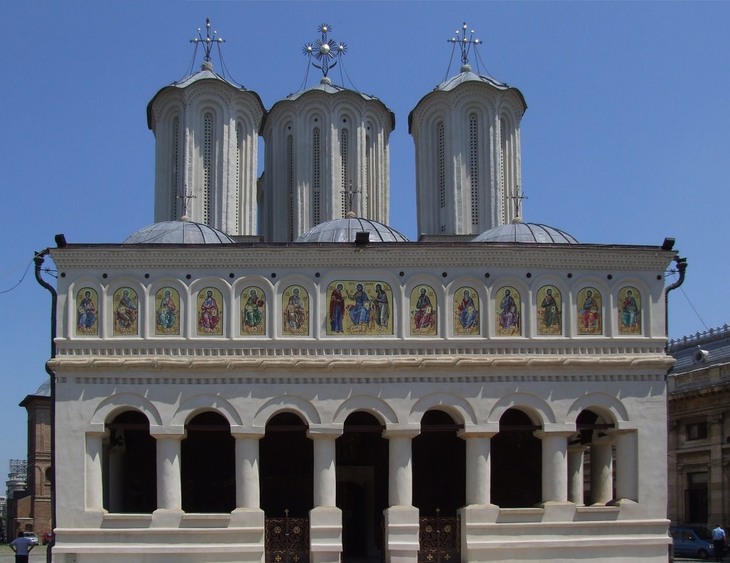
[509,187,528,219]
[341,182,359,216]
[190,18,225,64]
[447,22,482,66]
[177,189,197,219]
[303,23,348,79]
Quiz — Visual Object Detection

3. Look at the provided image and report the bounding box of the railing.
[265,509,310,563]
[418,509,460,562]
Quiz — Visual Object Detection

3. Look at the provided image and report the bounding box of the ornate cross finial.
[509,186,528,220]
[447,22,482,66]
[177,188,197,220]
[190,18,225,65]
[341,182,358,215]
[303,23,347,79]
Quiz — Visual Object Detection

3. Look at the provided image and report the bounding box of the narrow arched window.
[340,127,350,216]
[313,127,321,225]
[171,116,180,219]
[235,121,243,229]
[287,134,294,240]
[500,118,507,222]
[438,121,446,232]
[468,113,479,228]
[203,112,214,224]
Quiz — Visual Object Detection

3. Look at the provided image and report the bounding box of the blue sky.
[1,1,729,479]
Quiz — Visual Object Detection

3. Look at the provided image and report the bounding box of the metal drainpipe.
[34,250,57,563]
[664,255,688,353]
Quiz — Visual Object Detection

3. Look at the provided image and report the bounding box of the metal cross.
[190,18,224,63]
[341,182,358,215]
[303,23,347,78]
[177,189,196,218]
[447,22,482,66]
[509,187,528,219]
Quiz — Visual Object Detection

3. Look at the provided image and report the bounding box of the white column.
[156,435,184,510]
[85,431,107,511]
[590,438,614,505]
[461,432,496,505]
[383,428,420,563]
[108,443,125,512]
[385,430,418,506]
[536,431,570,503]
[234,433,262,509]
[614,430,638,502]
[568,445,586,505]
[308,430,338,507]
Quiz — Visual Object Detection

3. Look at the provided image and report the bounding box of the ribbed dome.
[124,220,236,244]
[295,216,409,243]
[34,380,51,397]
[472,222,578,244]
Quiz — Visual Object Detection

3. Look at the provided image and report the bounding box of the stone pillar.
[590,437,614,505]
[234,433,262,509]
[85,431,107,511]
[536,431,568,503]
[567,445,586,505]
[462,432,495,506]
[614,430,638,502]
[383,427,420,563]
[107,441,125,513]
[152,433,184,526]
[709,414,725,525]
[308,428,342,563]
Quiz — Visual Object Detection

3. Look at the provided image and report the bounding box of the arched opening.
[576,409,616,505]
[336,411,388,561]
[260,412,313,516]
[103,410,156,513]
[413,410,465,513]
[181,411,235,513]
[491,408,542,507]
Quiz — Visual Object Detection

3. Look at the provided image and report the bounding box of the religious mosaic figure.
[496,286,521,336]
[327,281,393,335]
[197,288,223,335]
[113,287,138,336]
[537,285,562,335]
[155,287,180,335]
[618,286,641,334]
[76,288,98,335]
[577,287,602,335]
[410,286,437,336]
[241,287,265,335]
[329,283,346,333]
[283,285,308,335]
[454,287,479,335]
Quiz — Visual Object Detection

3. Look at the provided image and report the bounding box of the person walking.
[712,523,726,562]
[9,531,35,563]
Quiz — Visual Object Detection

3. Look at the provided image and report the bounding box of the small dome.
[472,222,578,244]
[33,380,51,397]
[124,220,236,244]
[295,216,410,243]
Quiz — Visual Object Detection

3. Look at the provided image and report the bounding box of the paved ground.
[0,545,50,562]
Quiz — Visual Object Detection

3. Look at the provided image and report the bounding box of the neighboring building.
[40,21,678,563]
[5,383,52,542]
[667,325,730,528]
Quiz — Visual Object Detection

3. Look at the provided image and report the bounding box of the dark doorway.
[336,412,388,562]
[260,412,313,517]
[491,408,542,507]
[104,410,156,513]
[181,411,235,512]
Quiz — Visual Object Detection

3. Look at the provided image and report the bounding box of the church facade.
[43,21,676,563]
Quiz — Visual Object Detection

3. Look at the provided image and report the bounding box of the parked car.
[670,526,714,560]
[22,531,39,546]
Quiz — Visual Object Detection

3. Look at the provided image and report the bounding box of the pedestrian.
[712,523,726,562]
[9,531,35,563]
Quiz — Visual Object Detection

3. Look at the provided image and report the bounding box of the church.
[41,19,678,563]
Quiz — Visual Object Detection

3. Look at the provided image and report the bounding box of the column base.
[310,506,342,563]
[384,505,419,563]
[151,508,184,527]
[540,501,576,522]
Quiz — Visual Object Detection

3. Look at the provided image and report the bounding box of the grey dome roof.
[295,216,410,243]
[472,222,578,244]
[34,380,51,397]
[124,220,236,244]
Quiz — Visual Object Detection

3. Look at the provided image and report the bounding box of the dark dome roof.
[124,220,236,244]
[295,216,410,243]
[472,221,578,244]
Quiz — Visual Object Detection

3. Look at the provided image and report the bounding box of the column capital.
[459,423,499,438]
[382,425,420,439]
[231,428,265,440]
[307,425,343,440]
[150,427,186,440]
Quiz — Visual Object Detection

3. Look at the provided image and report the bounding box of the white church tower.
[146,19,265,236]
[409,23,527,237]
[261,24,395,242]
